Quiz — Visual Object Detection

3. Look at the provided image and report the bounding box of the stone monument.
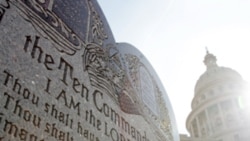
[0,0,179,141]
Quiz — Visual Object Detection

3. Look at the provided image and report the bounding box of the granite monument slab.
[0,0,179,141]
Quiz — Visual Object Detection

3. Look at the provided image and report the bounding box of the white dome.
[194,51,243,95]
[194,66,243,95]
[186,50,250,141]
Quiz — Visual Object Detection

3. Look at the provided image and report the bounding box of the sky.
[97,0,250,135]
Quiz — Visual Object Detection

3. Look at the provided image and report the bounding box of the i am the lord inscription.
[0,0,179,141]
[1,70,151,141]
[0,35,151,141]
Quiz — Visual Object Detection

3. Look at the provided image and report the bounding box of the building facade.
[181,51,250,141]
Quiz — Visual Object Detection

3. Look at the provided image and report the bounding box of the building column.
[190,122,194,137]
[205,108,213,135]
[217,102,226,130]
[196,116,202,137]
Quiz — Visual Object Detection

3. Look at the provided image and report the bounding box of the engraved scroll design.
[12,0,109,55]
[125,54,174,141]
[157,88,174,141]
[87,0,108,46]
[125,54,159,118]
[82,44,140,115]
[125,54,141,91]
[13,0,86,55]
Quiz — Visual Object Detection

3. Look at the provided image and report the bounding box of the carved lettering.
[3,92,41,128]
[93,90,120,125]
[3,70,13,86]
[44,54,55,70]
[23,36,90,101]
[3,70,40,107]
[44,102,74,129]
[45,78,51,94]
[0,113,3,124]
[85,110,102,131]
[31,36,43,63]
[58,57,73,85]
[24,35,32,52]
[93,90,150,141]
[56,90,81,116]
[24,36,56,71]
[72,78,89,101]
[44,122,74,141]
[3,92,14,109]
[104,122,137,141]
[4,120,18,137]
[77,122,100,141]
[3,120,44,141]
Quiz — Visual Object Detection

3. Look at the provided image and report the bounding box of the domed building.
[181,51,250,141]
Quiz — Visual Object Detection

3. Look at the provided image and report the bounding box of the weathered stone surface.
[0,0,179,141]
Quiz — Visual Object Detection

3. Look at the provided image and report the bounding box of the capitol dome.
[186,50,250,141]
[194,51,243,96]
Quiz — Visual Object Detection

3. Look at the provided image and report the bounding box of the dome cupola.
[194,50,243,96]
[203,49,218,70]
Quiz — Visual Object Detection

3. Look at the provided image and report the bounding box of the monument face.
[0,0,179,141]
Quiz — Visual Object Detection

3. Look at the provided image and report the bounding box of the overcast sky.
[97,0,250,135]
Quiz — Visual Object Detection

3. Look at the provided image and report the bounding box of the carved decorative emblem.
[82,47,174,140]
[12,0,109,55]
[82,44,141,115]
[125,54,174,141]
